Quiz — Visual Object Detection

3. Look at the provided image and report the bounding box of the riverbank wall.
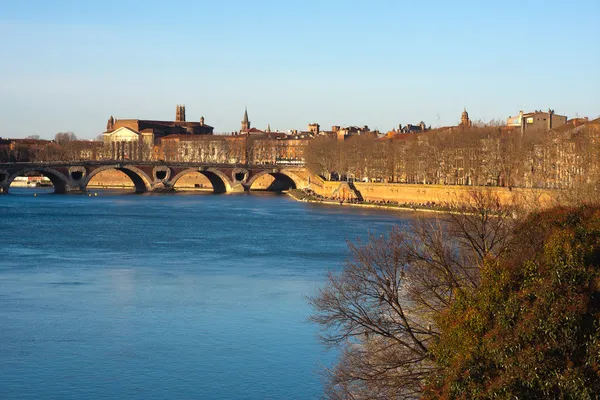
[306,177,557,209]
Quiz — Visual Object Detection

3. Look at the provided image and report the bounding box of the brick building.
[507,109,567,133]
[103,105,214,160]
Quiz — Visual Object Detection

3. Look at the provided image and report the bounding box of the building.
[386,122,428,135]
[398,122,428,134]
[336,125,373,140]
[158,135,235,163]
[241,108,251,132]
[507,109,567,133]
[155,130,309,166]
[0,138,52,162]
[459,108,472,127]
[274,132,311,165]
[103,105,214,160]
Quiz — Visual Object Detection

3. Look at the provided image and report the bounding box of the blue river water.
[0,188,412,399]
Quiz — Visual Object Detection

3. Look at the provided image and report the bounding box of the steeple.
[106,115,115,131]
[241,107,251,131]
[266,124,271,133]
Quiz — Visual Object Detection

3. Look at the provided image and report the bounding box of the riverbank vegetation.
[310,191,600,399]
[305,122,600,191]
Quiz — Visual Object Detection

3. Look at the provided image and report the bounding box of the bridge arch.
[247,169,303,191]
[170,168,233,194]
[5,167,72,194]
[84,165,152,193]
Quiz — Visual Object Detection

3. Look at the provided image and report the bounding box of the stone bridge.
[0,161,311,194]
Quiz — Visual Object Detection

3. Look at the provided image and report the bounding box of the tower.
[241,107,250,131]
[200,116,205,126]
[106,115,115,131]
[460,108,471,127]
[176,105,186,122]
[308,123,320,135]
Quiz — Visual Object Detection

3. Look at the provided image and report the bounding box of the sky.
[0,0,599,139]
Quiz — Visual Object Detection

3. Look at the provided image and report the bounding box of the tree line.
[304,123,600,190]
[0,132,104,162]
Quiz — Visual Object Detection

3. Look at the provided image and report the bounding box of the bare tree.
[304,136,341,180]
[310,189,517,399]
[54,132,77,145]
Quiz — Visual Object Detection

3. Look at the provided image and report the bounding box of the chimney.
[548,108,554,131]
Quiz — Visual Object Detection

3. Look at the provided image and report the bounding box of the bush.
[425,206,600,399]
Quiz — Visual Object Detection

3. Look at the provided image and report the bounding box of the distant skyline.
[1,0,599,139]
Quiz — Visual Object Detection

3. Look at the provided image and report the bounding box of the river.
[0,188,413,399]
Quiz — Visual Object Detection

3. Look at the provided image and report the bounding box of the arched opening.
[249,172,297,192]
[70,171,84,181]
[7,169,69,194]
[155,170,167,180]
[173,170,214,192]
[201,171,228,193]
[85,167,151,193]
[170,168,231,194]
[172,171,213,192]
[234,172,246,182]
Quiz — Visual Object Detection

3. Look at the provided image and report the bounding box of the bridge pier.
[60,184,86,194]
[230,182,246,193]
[151,180,176,193]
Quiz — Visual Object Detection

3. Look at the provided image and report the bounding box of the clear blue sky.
[1,0,598,138]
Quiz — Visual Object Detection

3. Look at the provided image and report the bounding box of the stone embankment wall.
[354,182,556,207]
[307,175,557,208]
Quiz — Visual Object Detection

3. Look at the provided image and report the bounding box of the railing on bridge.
[0,160,302,169]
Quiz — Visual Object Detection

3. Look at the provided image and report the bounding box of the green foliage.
[425,206,600,399]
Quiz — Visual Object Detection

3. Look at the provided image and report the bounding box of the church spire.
[106,115,115,131]
[241,107,251,131]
